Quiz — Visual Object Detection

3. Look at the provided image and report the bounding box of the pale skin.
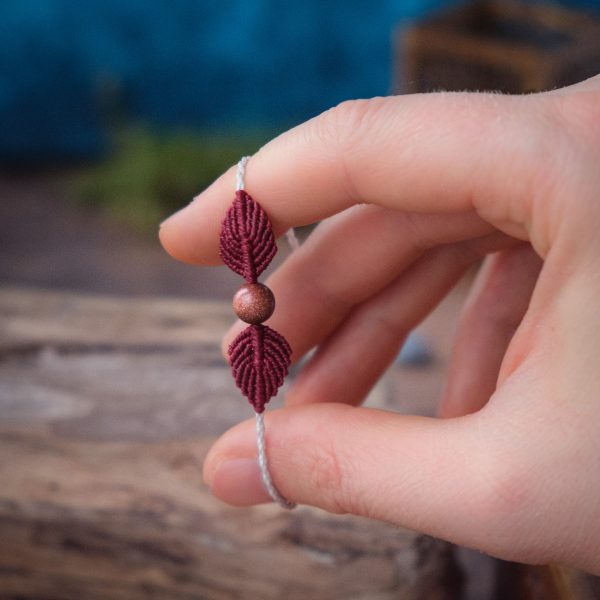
[159,75,600,574]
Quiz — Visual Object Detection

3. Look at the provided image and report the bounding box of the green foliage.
[71,127,271,231]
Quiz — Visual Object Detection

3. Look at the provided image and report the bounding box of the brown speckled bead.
[233,283,275,324]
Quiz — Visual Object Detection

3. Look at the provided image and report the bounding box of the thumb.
[204,403,509,554]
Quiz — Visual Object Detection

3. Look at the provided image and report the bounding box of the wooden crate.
[396,0,600,94]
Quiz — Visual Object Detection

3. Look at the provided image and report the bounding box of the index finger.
[159,92,556,265]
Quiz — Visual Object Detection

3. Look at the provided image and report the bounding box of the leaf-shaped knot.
[228,324,292,413]
[219,190,277,282]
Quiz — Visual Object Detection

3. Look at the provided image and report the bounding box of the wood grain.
[0,287,462,600]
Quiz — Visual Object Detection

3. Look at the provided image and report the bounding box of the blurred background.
[2,0,599,298]
[1,1,600,599]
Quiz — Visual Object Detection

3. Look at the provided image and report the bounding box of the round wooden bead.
[233,283,275,324]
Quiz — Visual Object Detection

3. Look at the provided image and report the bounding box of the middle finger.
[222,204,494,362]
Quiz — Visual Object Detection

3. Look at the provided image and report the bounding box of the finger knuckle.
[313,97,390,150]
[479,452,532,520]
[494,93,596,255]
[532,91,600,246]
[550,88,600,151]
[471,444,547,560]
[535,92,600,190]
[307,434,357,515]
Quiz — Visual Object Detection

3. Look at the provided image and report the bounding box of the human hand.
[159,75,600,573]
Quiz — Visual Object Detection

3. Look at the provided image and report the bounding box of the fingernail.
[208,458,272,506]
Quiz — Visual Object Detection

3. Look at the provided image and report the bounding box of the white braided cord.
[255,413,296,509]
[237,156,298,510]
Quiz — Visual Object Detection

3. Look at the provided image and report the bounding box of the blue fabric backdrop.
[0,0,598,160]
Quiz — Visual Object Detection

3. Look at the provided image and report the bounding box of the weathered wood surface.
[0,286,463,600]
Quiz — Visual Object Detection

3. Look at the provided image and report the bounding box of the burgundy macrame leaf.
[228,323,292,413]
[219,190,277,282]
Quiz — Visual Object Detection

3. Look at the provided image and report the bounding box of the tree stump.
[0,287,463,600]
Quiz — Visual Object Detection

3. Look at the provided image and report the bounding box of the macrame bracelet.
[219,156,297,510]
